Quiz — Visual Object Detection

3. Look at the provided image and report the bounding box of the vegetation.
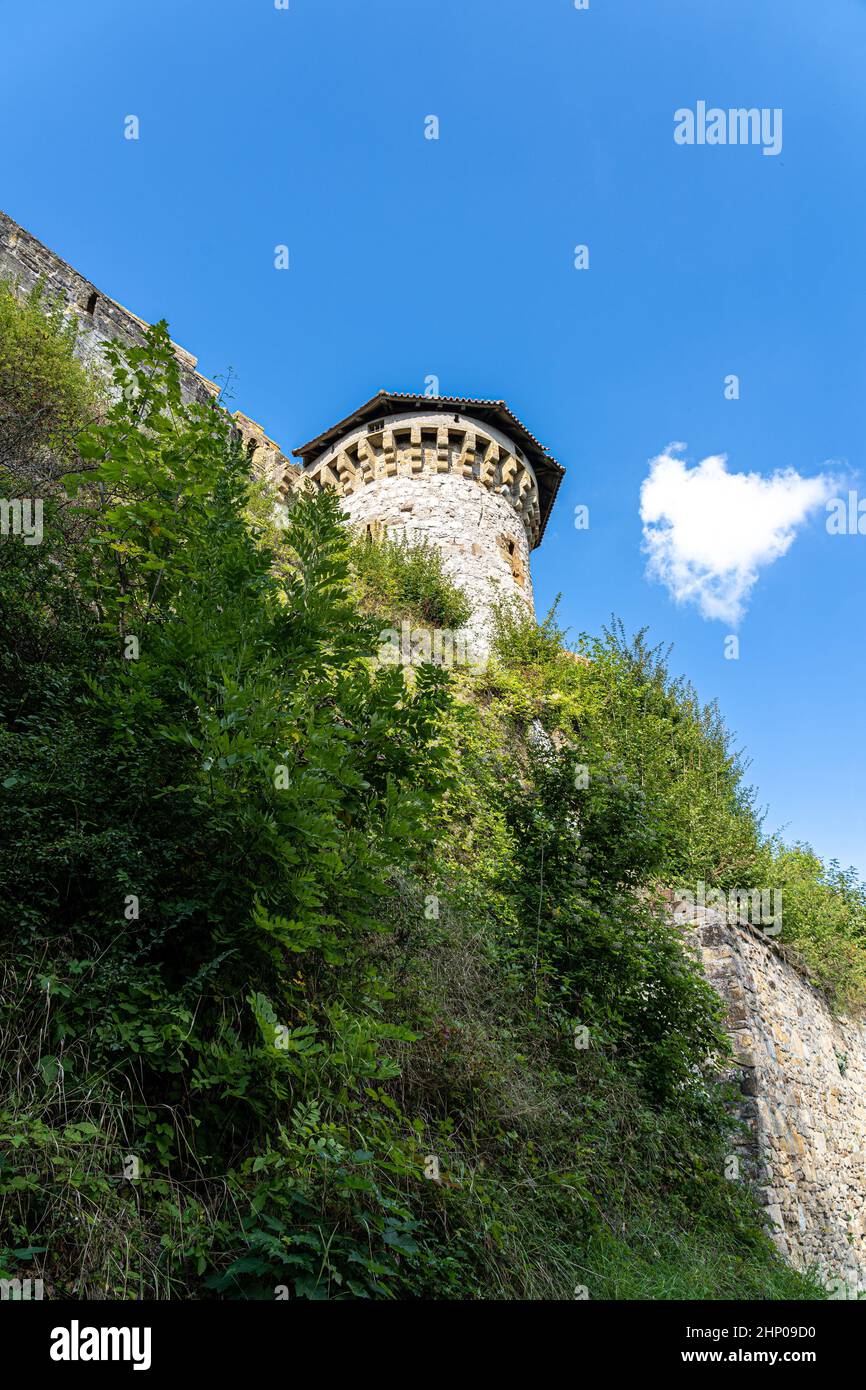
[754,845,866,1012]
[0,280,101,488]
[349,530,471,630]
[478,602,866,1015]
[0,286,856,1300]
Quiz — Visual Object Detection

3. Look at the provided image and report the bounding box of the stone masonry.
[683,909,866,1296]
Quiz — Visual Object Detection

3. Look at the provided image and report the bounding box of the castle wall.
[686,912,866,1296]
[0,210,214,408]
[7,211,864,1297]
[0,211,294,492]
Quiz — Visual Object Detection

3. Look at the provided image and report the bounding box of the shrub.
[0,320,454,1298]
[756,844,866,1012]
[349,531,471,629]
[0,295,826,1300]
[0,279,101,488]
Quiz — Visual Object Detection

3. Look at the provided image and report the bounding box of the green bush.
[0,318,454,1298]
[0,279,101,487]
[0,293,828,1300]
[349,531,471,629]
[485,600,866,1013]
[755,844,866,1012]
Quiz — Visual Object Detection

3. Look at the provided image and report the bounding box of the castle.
[0,211,564,653]
[3,210,866,1296]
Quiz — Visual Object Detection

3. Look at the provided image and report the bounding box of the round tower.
[293,392,564,655]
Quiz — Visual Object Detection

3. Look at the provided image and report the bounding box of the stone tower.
[293,392,565,653]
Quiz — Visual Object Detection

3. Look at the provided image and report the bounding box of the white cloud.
[639,445,838,625]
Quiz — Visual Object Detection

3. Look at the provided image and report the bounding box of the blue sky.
[3,0,864,876]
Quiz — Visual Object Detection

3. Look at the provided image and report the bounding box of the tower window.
[81,291,98,316]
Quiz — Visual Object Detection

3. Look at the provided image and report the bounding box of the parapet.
[294,390,564,549]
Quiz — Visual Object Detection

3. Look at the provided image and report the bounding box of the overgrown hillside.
[1,289,858,1299]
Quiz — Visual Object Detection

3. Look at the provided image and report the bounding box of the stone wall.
[0,210,216,408]
[684,910,866,1296]
[0,210,295,493]
[7,210,863,1298]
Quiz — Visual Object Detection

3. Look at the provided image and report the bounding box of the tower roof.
[293,390,566,543]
